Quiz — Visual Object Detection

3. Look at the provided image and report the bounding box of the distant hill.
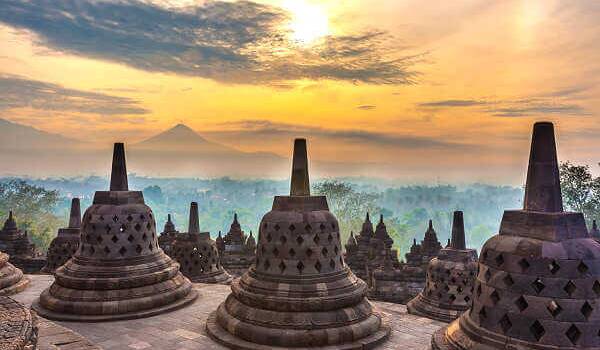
[0,118,82,150]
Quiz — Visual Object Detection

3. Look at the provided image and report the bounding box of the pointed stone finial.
[233,213,239,224]
[446,238,451,247]
[68,198,81,228]
[167,214,172,223]
[413,238,417,246]
[428,219,433,230]
[450,211,466,250]
[188,202,200,234]
[523,122,563,212]
[218,230,222,238]
[8,210,13,221]
[110,143,129,191]
[366,212,371,222]
[290,138,310,196]
[379,214,384,224]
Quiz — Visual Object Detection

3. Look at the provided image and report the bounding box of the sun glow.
[284,0,329,45]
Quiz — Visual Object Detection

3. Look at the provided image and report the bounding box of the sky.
[0,0,599,183]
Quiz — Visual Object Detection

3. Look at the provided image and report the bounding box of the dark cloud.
[357,105,376,110]
[213,119,472,150]
[419,99,488,107]
[0,75,148,115]
[488,104,587,117]
[0,0,418,85]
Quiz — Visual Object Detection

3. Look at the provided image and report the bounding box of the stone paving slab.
[13,274,446,350]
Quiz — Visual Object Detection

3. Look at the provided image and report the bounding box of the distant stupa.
[42,198,82,274]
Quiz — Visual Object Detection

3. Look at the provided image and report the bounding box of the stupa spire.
[67,198,81,229]
[290,138,310,196]
[109,143,128,191]
[450,211,466,250]
[428,219,433,230]
[188,202,200,234]
[523,122,563,212]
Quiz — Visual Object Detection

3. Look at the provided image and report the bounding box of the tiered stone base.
[406,294,463,323]
[190,270,233,284]
[0,253,30,296]
[0,296,37,350]
[206,268,390,349]
[32,253,198,322]
[10,256,46,274]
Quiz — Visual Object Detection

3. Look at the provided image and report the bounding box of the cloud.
[488,104,587,117]
[0,0,419,85]
[212,119,472,150]
[0,75,148,115]
[357,105,376,110]
[419,99,488,107]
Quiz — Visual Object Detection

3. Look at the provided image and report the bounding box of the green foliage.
[559,161,600,224]
[0,180,61,250]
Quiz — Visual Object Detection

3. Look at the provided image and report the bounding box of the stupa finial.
[523,122,563,212]
[188,202,200,234]
[450,211,466,250]
[290,138,310,196]
[68,198,81,229]
[109,143,129,191]
[428,219,433,230]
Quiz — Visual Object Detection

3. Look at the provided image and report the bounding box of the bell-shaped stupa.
[206,138,390,349]
[0,250,29,296]
[33,143,197,321]
[42,198,82,274]
[171,202,232,284]
[407,211,478,322]
[158,214,179,258]
[219,213,256,277]
[433,122,599,349]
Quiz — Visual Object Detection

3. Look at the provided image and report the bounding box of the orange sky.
[0,0,599,183]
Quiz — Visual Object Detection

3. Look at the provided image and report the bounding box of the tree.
[559,161,600,224]
[0,180,61,250]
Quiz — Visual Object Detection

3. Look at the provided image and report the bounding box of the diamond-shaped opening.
[111,235,118,243]
[495,253,504,266]
[279,261,286,272]
[142,233,148,241]
[266,233,272,242]
[581,301,593,320]
[112,215,119,222]
[327,233,333,243]
[280,235,287,244]
[532,278,545,294]
[274,224,280,231]
[134,223,142,232]
[499,314,512,334]
[451,277,457,283]
[329,259,335,269]
[306,248,313,257]
[305,224,312,232]
[289,248,296,257]
[322,247,328,256]
[105,224,111,233]
[104,246,110,254]
[530,320,545,341]
[119,246,127,256]
[457,286,463,293]
[127,214,133,222]
[448,294,456,303]
[547,300,562,317]
[464,295,471,303]
[479,306,487,320]
[519,258,530,271]
[319,223,326,231]
[334,246,339,255]
[127,235,134,242]
[297,261,304,273]
[136,245,142,254]
[578,261,589,274]
[490,290,500,305]
[548,260,560,274]
[315,260,322,272]
[564,280,577,296]
[296,236,304,245]
[289,224,295,231]
[566,324,581,345]
[96,235,103,243]
[313,234,320,244]
[504,273,515,286]
[484,269,492,282]
[515,296,528,312]
[263,259,271,270]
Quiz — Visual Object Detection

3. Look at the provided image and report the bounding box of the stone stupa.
[171,202,232,284]
[206,138,390,349]
[0,211,45,273]
[158,214,179,258]
[42,198,82,274]
[407,211,478,322]
[433,122,600,350]
[219,213,256,277]
[33,143,197,321]
[0,250,29,296]
[345,213,375,281]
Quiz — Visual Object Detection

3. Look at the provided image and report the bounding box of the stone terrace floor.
[13,275,446,350]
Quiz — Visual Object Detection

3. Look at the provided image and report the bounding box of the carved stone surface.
[172,202,232,284]
[405,220,443,268]
[0,296,37,350]
[32,143,197,321]
[206,139,390,349]
[434,122,600,350]
[42,198,81,274]
[0,212,45,274]
[0,252,29,296]
[590,220,600,241]
[407,211,478,322]
[219,214,256,277]
[345,213,375,282]
[158,214,179,258]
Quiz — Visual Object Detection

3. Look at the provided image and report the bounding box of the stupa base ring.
[0,276,30,296]
[407,294,464,323]
[31,289,198,322]
[206,310,391,350]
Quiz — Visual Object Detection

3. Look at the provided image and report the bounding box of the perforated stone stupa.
[0,211,45,273]
[172,202,232,284]
[206,138,390,349]
[158,214,179,258]
[33,143,197,321]
[0,296,37,349]
[42,198,82,274]
[433,121,600,350]
[405,220,443,267]
[407,211,478,322]
[218,213,256,277]
[0,251,29,296]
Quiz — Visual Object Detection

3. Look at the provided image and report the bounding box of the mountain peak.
[172,123,194,132]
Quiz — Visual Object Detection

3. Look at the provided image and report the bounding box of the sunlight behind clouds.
[283,0,330,45]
